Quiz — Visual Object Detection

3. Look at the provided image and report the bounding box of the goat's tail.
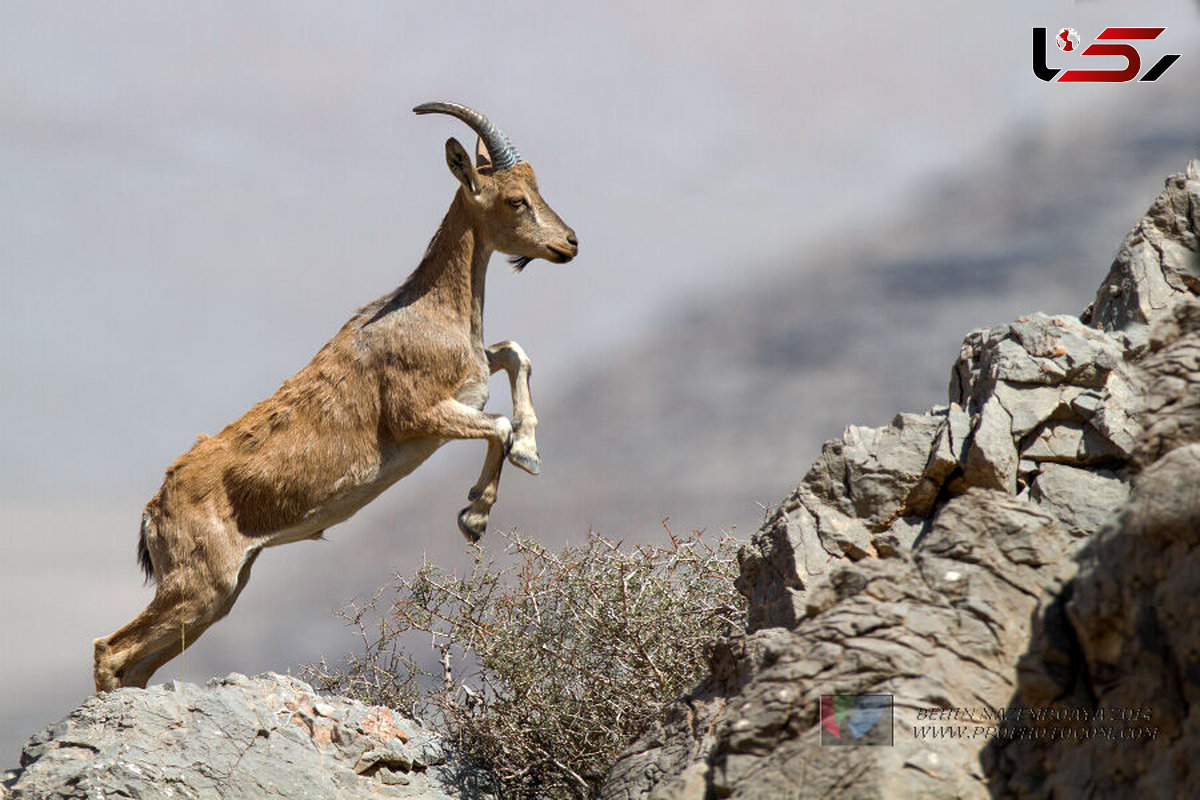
[137,508,156,584]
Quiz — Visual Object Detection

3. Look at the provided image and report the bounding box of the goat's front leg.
[486,340,540,475]
[417,399,512,542]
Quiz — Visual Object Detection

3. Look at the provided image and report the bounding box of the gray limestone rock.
[838,412,948,522]
[952,315,1131,406]
[1020,419,1124,466]
[738,410,956,633]
[993,383,1072,438]
[1086,161,1200,338]
[3,673,493,800]
[923,403,971,487]
[1028,463,1127,538]
[986,443,1200,799]
[801,412,948,529]
[735,499,830,633]
[963,395,1018,492]
[1134,296,1200,466]
[1088,368,1142,458]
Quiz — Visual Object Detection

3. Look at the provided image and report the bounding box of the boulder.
[2,673,493,800]
[1027,463,1126,539]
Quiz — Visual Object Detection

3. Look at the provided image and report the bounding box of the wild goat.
[93,102,578,691]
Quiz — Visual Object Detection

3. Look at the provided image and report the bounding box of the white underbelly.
[263,436,446,547]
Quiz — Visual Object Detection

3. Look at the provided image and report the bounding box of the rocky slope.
[601,164,1200,799]
[1,673,494,800]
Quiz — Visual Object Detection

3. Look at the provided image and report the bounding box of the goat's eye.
[507,197,526,209]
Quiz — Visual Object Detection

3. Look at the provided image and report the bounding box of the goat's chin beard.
[508,255,534,273]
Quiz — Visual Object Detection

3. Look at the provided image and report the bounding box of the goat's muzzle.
[548,232,579,263]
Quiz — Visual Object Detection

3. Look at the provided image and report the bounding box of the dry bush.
[303,525,744,799]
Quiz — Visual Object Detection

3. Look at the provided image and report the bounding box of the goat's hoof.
[457,507,487,543]
[509,447,541,475]
[93,638,118,693]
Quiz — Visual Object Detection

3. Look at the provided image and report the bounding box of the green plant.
[303,525,744,799]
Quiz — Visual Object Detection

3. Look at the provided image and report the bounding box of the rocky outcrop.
[602,162,1200,799]
[2,673,493,800]
[984,295,1200,798]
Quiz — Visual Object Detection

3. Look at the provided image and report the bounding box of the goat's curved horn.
[413,101,522,172]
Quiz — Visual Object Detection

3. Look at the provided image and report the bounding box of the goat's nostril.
[566,233,578,247]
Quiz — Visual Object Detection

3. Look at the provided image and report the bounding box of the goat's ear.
[445,137,479,194]
[474,136,493,171]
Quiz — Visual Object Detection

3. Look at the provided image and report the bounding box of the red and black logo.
[1033,27,1180,82]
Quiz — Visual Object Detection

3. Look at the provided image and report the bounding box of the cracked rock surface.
[984,295,1200,799]
[2,673,493,800]
[601,163,1200,800]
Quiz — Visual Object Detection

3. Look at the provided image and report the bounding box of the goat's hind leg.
[486,340,540,475]
[94,542,257,691]
[93,582,208,691]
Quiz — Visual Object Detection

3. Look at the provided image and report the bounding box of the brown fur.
[93,136,577,692]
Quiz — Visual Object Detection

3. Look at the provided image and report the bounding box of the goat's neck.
[411,193,493,341]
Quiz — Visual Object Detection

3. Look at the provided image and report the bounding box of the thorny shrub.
[303,525,745,799]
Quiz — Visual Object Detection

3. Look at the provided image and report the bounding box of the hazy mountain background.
[3,2,1199,763]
